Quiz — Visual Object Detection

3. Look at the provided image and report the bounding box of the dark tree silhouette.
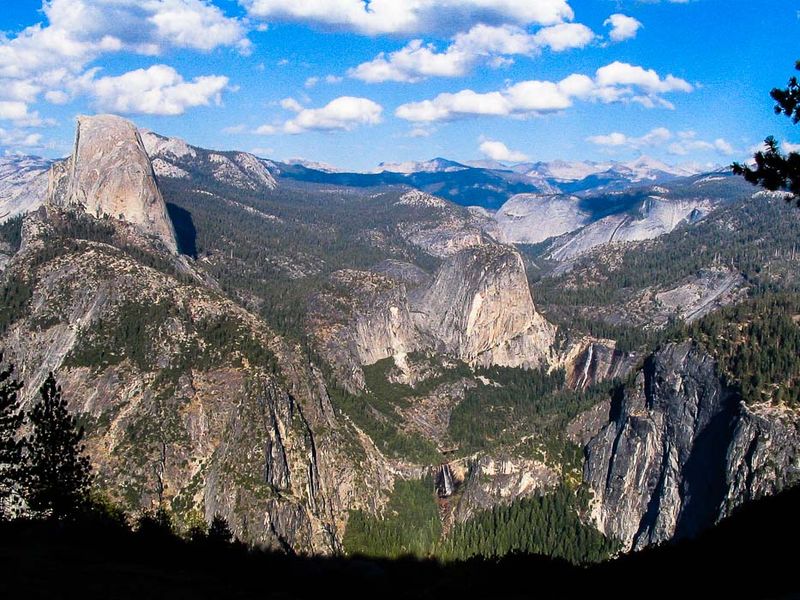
[25,373,92,519]
[733,60,800,201]
[207,514,234,544]
[0,355,24,518]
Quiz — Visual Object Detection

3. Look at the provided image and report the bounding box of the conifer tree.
[733,60,800,200]
[0,355,24,518]
[208,514,234,544]
[25,373,92,519]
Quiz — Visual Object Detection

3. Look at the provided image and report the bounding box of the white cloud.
[147,0,252,54]
[395,62,692,122]
[604,14,642,42]
[256,96,384,134]
[479,138,528,162]
[349,22,593,83]
[587,127,672,149]
[280,97,305,112]
[242,0,575,35]
[783,141,800,153]
[87,65,229,115]
[0,0,247,118]
[255,124,278,135]
[531,22,595,51]
[407,126,435,138]
[285,96,383,133]
[587,127,735,157]
[668,137,735,156]
[0,100,50,127]
[0,127,45,148]
[44,90,70,104]
[0,101,31,122]
[595,61,693,94]
[305,75,343,87]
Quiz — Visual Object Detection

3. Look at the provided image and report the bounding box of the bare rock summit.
[46,114,178,253]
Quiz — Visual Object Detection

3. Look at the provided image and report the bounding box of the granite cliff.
[577,342,800,551]
[46,115,178,253]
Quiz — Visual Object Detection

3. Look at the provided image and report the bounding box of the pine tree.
[0,355,24,518]
[24,373,92,519]
[733,60,800,200]
[208,514,234,544]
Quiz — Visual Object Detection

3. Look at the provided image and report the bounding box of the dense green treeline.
[344,478,618,564]
[438,485,618,563]
[362,353,472,402]
[343,478,441,559]
[447,366,618,466]
[65,300,279,377]
[448,365,565,453]
[690,293,800,405]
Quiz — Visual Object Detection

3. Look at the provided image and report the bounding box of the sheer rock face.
[311,244,555,391]
[722,404,800,518]
[47,115,178,253]
[581,342,800,551]
[410,244,555,368]
[308,269,422,391]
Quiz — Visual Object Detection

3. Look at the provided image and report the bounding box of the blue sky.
[0,0,798,170]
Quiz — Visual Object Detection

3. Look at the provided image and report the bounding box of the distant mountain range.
[269,154,714,210]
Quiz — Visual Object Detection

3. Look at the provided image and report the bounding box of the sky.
[0,0,798,171]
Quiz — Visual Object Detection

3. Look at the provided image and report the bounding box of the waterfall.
[436,464,456,498]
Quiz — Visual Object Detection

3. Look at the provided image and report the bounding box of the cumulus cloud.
[531,22,595,51]
[349,22,594,83]
[604,14,642,42]
[256,96,384,134]
[241,0,576,35]
[0,0,247,124]
[0,101,31,122]
[479,138,528,162]
[587,127,735,156]
[395,62,692,122]
[595,62,693,94]
[87,65,229,115]
[407,126,435,138]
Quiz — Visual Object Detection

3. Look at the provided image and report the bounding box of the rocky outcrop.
[311,242,555,389]
[140,129,278,191]
[554,338,639,390]
[393,191,492,258]
[411,244,554,368]
[496,193,590,245]
[47,114,178,253]
[308,269,422,390]
[455,456,559,522]
[0,156,51,223]
[580,341,800,551]
[549,196,714,261]
[722,404,800,516]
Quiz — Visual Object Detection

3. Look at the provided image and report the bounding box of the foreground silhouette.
[1,484,798,600]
